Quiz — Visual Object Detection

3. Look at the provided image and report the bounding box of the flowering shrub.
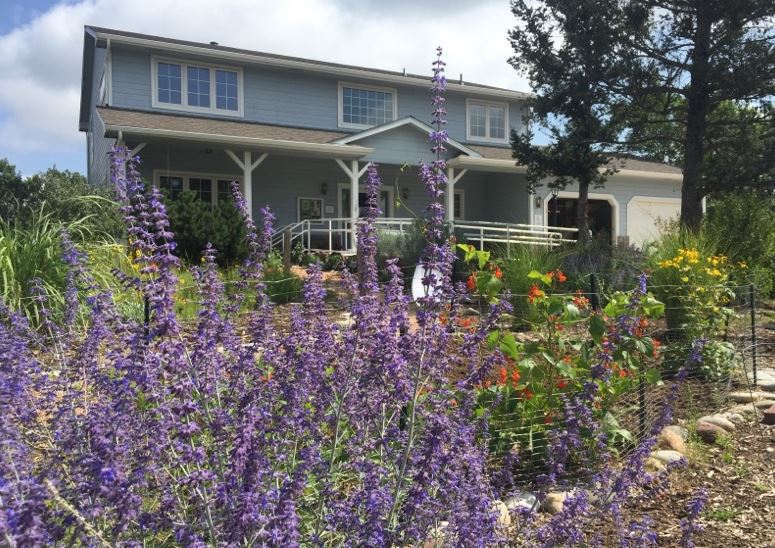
[652,246,739,378]
[467,266,665,464]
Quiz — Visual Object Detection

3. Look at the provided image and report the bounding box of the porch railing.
[270,218,577,256]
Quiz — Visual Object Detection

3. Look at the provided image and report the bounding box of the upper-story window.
[152,57,243,116]
[466,99,509,144]
[338,82,397,129]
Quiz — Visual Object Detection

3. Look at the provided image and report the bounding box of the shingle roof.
[97,107,348,144]
[469,145,682,174]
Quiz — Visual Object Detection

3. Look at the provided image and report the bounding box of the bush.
[264,251,303,303]
[165,190,248,266]
[376,221,425,281]
[499,244,564,325]
[705,189,775,297]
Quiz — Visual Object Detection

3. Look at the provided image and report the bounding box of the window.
[152,57,243,116]
[454,190,465,219]
[466,100,509,143]
[155,172,241,206]
[338,83,397,128]
[298,197,324,221]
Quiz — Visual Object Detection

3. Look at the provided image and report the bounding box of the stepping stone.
[727,403,761,417]
[658,428,687,454]
[754,399,775,409]
[756,379,775,392]
[729,390,774,402]
[763,404,775,426]
[696,421,727,443]
[698,415,736,432]
[722,412,746,425]
[651,450,685,465]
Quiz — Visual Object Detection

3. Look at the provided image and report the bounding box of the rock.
[505,491,538,513]
[757,379,775,392]
[657,428,687,454]
[727,403,761,416]
[651,450,685,465]
[422,522,448,548]
[763,404,775,426]
[696,421,728,443]
[493,500,511,530]
[645,457,666,473]
[729,390,774,403]
[754,399,775,409]
[722,413,746,425]
[665,425,689,441]
[542,492,568,514]
[698,415,736,432]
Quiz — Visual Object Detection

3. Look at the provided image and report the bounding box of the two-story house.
[79,26,684,251]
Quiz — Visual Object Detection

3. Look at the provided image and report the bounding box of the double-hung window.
[153,57,243,116]
[338,82,397,128]
[466,99,509,143]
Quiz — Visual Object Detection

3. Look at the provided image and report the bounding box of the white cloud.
[0,0,529,163]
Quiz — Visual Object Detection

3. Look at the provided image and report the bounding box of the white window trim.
[337,81,398,130]
[454,188,465,220]
[151,56,244,117]
[152,169,242,206]
[336,182,395,218]
[465,98,509,144]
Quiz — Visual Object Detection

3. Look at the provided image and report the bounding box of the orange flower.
[457,317,472,328]
[562,355,572,364]
[653,339,661,358]
[556,378,568,389]
[439,313,448,326]
[556,270,567,283]
[448,398,458,407]
[498,366,508,386]
[522,389,534,400]
[573,290,590,309]
[527,284,545,304]
[511,369,521,384]
[618,368,630,378]
[494,266,503,279]
[555,322,564,332]
[466,274,477,292]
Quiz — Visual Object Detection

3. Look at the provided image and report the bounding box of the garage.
[627,196,681,248]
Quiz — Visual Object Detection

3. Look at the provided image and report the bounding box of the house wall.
[534,176,682,240]
[87,46,115,186]
[108,45,525,149]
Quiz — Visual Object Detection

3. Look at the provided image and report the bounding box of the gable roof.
[97,107,371,159]
[332,117,482,158]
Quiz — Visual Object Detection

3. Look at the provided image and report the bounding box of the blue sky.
[0,0,537,178]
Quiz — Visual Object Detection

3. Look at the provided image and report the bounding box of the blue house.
[79,26,684,251]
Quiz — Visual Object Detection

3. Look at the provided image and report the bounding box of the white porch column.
[445,167,467,224]
[226,150,268,219]
[335,159,369,252]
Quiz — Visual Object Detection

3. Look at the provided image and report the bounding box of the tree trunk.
[680,4,712,230]
[576,177,591,248]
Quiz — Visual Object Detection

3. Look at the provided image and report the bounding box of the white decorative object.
[411,265,444,301]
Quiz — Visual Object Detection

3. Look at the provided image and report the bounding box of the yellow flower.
[738,261,748,269]
[681,276,689,282]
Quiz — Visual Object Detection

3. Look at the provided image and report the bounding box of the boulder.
[727,403,761,417]
[698,415,736,432]
[696,421,727,443]
[665,425,689,441]
[657,428,687,454]
[645,457,666,473]
[542,492,568,514]
[493,500,511,530]
[763,404,775,426]
[757,379,775,392]
[651,450,685,465]
[729,390,773,403]
[722,413,746,425]
[753,399,775,409]
[505,492,538,513]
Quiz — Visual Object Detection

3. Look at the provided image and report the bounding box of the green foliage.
[0,160,123,237]
[498,244,564,324]
[705,189,775,296]
[165,190,247,266]
[375,221,425,281]
[264,251,303,304]
[0,208,119,326]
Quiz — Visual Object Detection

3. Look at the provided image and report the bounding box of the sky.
[0,0,534,178]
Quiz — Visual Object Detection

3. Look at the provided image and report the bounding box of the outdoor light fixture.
[534,195,542,208]
[320,182,328,195]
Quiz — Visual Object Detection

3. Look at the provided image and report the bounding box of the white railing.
[271,218,576,256]
[453,220,577,252]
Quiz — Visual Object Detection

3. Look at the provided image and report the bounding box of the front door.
[339,187,393,218]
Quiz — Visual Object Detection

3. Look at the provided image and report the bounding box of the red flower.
[527,284,545,304]
[494,266,503,279]
[466,274,477,292]
[556,378,568,389]
[498,366,508,386]
[556,270,567,283]
[522,389,534,400]
[511,369,521,385]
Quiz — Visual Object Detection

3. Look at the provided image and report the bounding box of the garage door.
[627,197,681,248]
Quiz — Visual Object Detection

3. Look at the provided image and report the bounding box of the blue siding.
[108,46,525,146]
[359,125,455,165]
[88,47,115,186]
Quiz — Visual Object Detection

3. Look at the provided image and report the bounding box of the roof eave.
[103,123,373,159]
[91,28,534,102]
[78,27,97,132]
[448,157,684,180]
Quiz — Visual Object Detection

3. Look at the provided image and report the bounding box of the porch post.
[225,150,268,220]
[349,159,359,251]
[445,167,467,224]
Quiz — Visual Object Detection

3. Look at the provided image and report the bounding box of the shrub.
[264,251,303,303]
[165,190,248,266]
[498,243,564,325]
[375,221,425,282]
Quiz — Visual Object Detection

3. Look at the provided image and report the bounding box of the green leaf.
[499,331,519,360]
[486,330,500,348]
[644,368,661,384]
[589,314,606,344]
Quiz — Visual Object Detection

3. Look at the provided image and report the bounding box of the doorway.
[547,197,614,240]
